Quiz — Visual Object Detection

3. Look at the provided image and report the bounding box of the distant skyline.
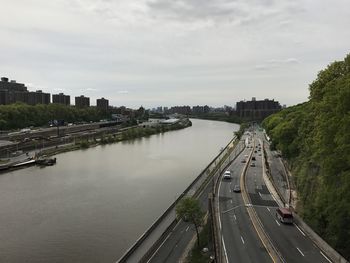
[0,0,349,108]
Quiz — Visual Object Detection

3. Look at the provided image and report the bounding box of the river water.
[0,119,239,263]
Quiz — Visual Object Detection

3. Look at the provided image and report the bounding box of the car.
[233,185,241,192]
[252,156,256,161]
[241,159,246,163]
[250,163,256,167]
[223,170,232,179]
[254,150,257,153]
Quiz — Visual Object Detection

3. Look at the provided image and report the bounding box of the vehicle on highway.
[223,170,232,180]
[252,156,256,161]
[250,162,256,167]
[241,159,246,163]
[233,185,241,192]
[276,207,293,224]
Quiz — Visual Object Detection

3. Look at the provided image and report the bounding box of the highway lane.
[219,145,271,263]
[245,135,330,263]
[148,183,212,263]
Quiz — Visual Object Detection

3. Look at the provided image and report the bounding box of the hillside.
[262,54,350,259]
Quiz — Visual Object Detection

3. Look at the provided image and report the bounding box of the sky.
[0,0,349,109]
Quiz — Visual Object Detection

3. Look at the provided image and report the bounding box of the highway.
[218,143,271,263]
[244,131,331,263]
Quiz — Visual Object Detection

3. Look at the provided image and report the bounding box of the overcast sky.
[0,0,349,108]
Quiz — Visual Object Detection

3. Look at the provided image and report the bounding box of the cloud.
[255,58,300,71]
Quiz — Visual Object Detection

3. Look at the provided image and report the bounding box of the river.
[0,119,239,263]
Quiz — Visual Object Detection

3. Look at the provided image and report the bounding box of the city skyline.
[0,0,349,108]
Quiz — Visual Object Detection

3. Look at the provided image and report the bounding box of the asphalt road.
[218,144,271,263]
[245,133,331,263]
[147,184,212,263]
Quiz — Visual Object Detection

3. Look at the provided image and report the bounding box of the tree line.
[0,103,110,130]
[262,54,350,259]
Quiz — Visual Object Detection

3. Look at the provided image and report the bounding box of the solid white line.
[146,232,172,263]
[275,219,281,226]
[241,236,245,244]
[185,226,189,232]
[222,236,229,262]
[266,207,270,212]
[296,247,305,257]
[294,224,306,236]
[320,251,332,263]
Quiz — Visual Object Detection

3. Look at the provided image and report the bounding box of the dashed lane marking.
[296,247,305,257]
[267,207,270,212]
[294,224,306,236]
[185,226,189,232]
[275,219,280,226]
[241,236,245,244]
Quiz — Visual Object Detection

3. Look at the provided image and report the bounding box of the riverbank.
[30,118,192,158]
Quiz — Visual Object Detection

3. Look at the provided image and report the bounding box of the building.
[75,95,90,108]
[236,97,281,120]
[52,93,70,105]
[0,77,50,105]
[192,105,210,115]
[169,106,191,115]
[96,97,109,111]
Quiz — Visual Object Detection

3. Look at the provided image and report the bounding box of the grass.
[187,221,212,263]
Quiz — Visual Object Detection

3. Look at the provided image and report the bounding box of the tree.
[176,197,204,247]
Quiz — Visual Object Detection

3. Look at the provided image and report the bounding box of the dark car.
[233,185,241,193]
[252,156,256,161]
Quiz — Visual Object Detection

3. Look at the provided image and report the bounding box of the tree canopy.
[0,103,110,130]
[262,54,350,259]
[176,197,205,246]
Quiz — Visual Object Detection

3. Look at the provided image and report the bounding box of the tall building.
[53,93,70,105]
[236,97,281,120]
[75,95,90,108]
[0,77,50,105]
[96,97,109,111]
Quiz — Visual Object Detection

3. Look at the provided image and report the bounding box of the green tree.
[176,197,204,247]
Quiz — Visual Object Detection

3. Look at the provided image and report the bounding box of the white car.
[223,170,232,180]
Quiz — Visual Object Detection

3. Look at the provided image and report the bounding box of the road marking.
[266,207,270,212]
[230,200,233,204]
[241,236,245,244]
[258,192,262,198]
[294,224,306,236]
[296,247,305,257]
[233,214,236,221]
[222,237,229,263]
[146,232,172,263]
[275,219,280,226]
[320,251,332,263]
[185,226,189,232]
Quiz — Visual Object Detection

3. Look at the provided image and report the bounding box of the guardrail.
[117,136,240,263]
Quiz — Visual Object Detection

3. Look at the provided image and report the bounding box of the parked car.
[250,163,256,167]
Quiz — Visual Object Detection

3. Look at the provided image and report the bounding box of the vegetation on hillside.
[262,54,350,258]
[0,103,110,130]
